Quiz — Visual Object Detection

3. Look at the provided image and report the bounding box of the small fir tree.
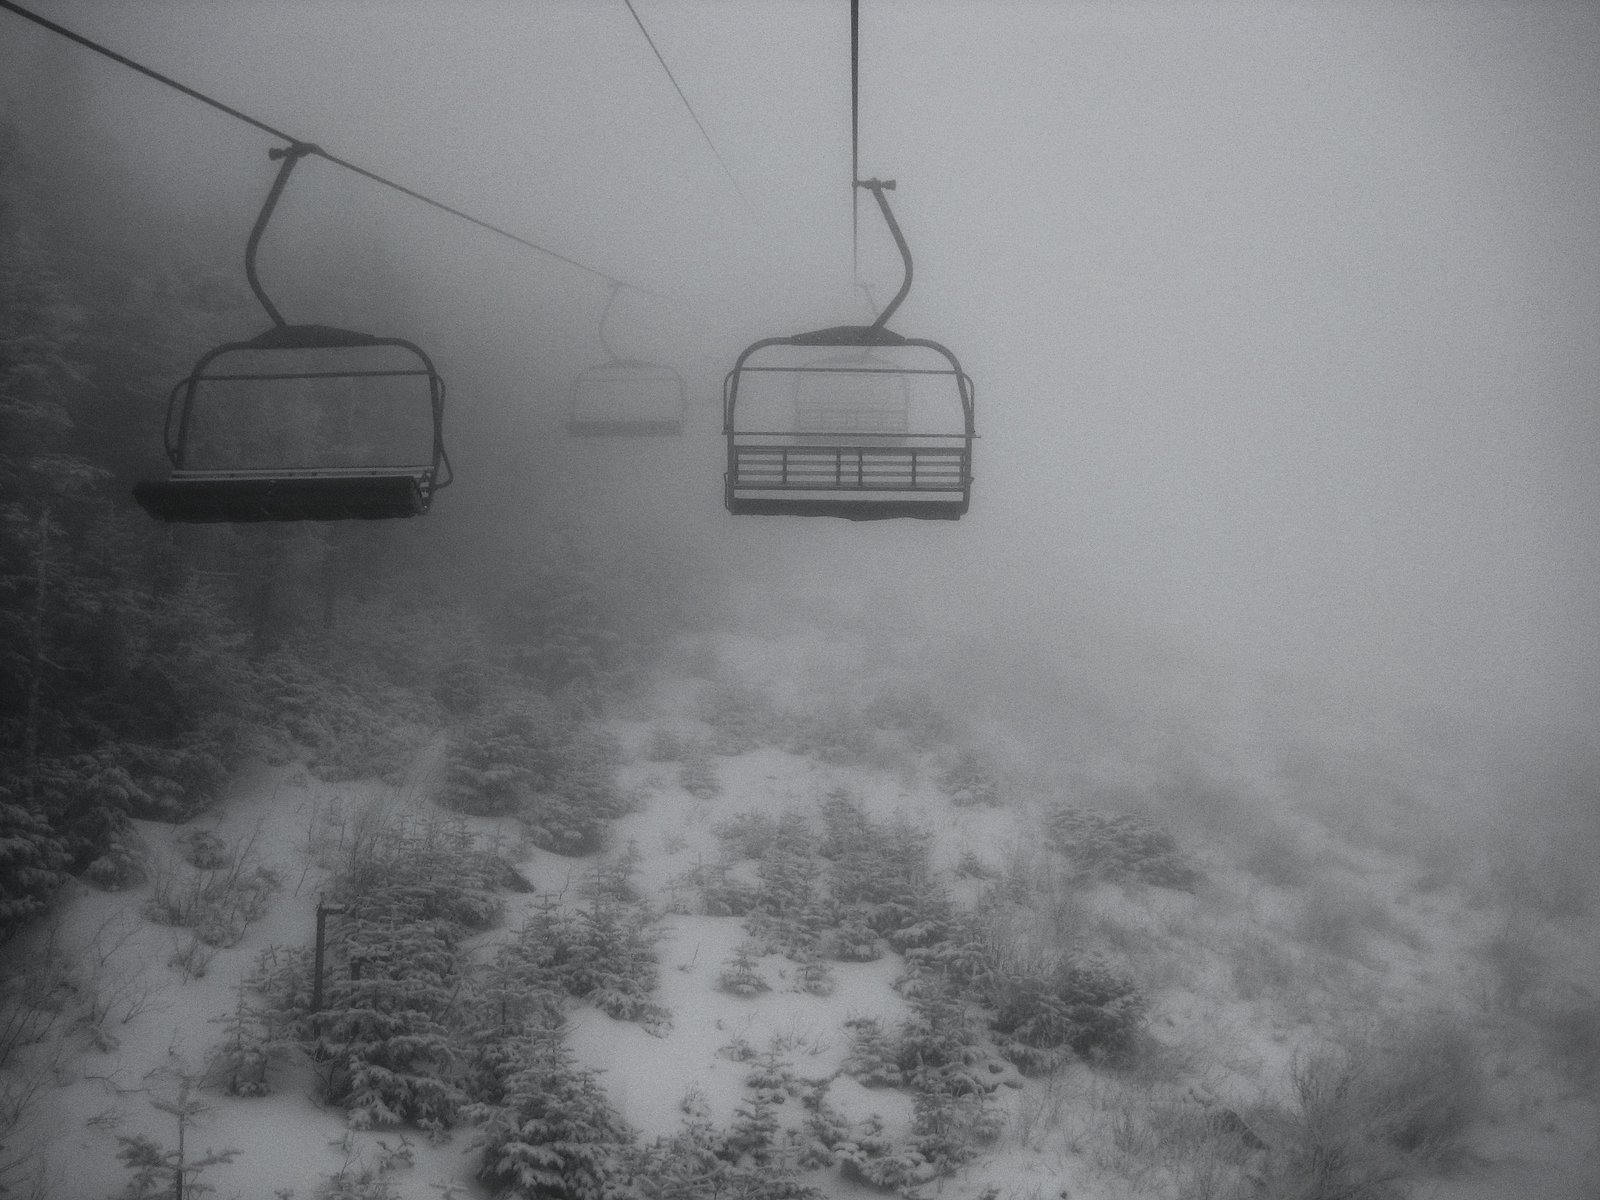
[719,942,770,998]
[472,1029,633,1200]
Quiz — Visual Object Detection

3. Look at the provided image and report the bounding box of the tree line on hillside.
[0,95,708,945]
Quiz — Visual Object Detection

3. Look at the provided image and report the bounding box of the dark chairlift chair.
[723,180,974,520]
[133,143,451,524]
[566,283,687,437]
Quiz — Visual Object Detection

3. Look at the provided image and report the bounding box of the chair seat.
[133,469,429,523]
[567,417,685,438]
[725,495,967,521]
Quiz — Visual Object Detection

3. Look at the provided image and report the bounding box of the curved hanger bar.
[855,178,912,333]
[244,141,320,328]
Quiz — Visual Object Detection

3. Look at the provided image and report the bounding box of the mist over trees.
[0,78,718,942]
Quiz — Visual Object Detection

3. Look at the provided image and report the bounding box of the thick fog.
[5,0,1597,782]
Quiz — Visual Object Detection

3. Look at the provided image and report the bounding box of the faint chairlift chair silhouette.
[566,282,688,438]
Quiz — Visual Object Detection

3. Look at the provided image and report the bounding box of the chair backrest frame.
[163,323,451,502]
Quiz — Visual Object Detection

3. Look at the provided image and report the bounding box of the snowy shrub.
[0,784,69,937]
[1539,1000,1600,1091]
[953,849,995,880]
[1043,805,1202,890]
[521,897,670,1032]
[724,1084,783,1164]
[585,842,643,905]
[831,912,882,962]
[645,724,687,762]
[110,737,234,823]
[625,1108,728,1200]
[863,684,957,750]
[1361,1014,1485,1163]
[205,980,282,1097]
[1252,1023,1482,1200]
[441,693,566,816]
[894,984,998,1098]
[340,816,512,931]
[879,880,956,953]
[316,1164,400,1200]
[909,1087,1003,1174]
[432,654,493,716]
[937,747,1004,807]
[842,1017,903,1088]
[714,810,780,860]
[322,597,461,693]
[113,1072,238,1200]
[503,558,623,687]
[249,944,315,1022]
[989,954,1147,1070]
[1294,880,1399,959]
[1227,929,1302,1002]
[901,915,997,994]
[316,917,467,1129]
[676,739,721,799]
[792,950,835,997]
[840,990,1003,1187]
[83,821,147,891]
[471,1030,633,1200]
[523,728,631,856]
[258,652,425,787]
[698,680,783,754]
[310,820,524,1127]
[720,942,772,997]
[142,837,280,948]
[443,692,627,852]
[23,753,143,870]
[818,794,952,952]
[315,1132,415,1200]
[168,933,218,981]
[836,1114,930,1192]
[786,700,881,765]
[796,1078,852,1169]
[746,816,832,957]
[744,1048,802,1099]
[114,1133,238,1200]
[175,828,230,870]
[695,864,760,918]
[628,1085,825,1200]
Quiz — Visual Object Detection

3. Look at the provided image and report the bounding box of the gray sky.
[6,0,1597,747]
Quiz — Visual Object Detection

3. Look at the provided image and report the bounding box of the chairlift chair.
[566,283,687,437]
[723,180,974,520]
[133,143,451,523]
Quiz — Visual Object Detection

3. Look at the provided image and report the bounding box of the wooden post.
[311,897,346,1017]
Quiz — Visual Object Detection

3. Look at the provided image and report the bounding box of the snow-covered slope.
[2,626,1595,1200]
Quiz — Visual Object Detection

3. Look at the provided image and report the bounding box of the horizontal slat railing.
[731,442,969,492]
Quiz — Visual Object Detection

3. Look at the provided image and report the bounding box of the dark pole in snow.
[311,897,346,1021]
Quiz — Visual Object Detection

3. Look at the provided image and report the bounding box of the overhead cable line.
[0,0,674,300]
[620,0,749,206]
[852,0,860,280]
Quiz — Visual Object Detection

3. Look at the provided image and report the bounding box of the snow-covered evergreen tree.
[0,781,66,941]
[473,1029,632,1200]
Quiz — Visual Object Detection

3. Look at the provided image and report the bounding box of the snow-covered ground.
[2,626,1596,1199]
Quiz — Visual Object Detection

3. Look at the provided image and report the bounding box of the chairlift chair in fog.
[723,180,975,520]
[133,143,451,523]
[566,283,687,437]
